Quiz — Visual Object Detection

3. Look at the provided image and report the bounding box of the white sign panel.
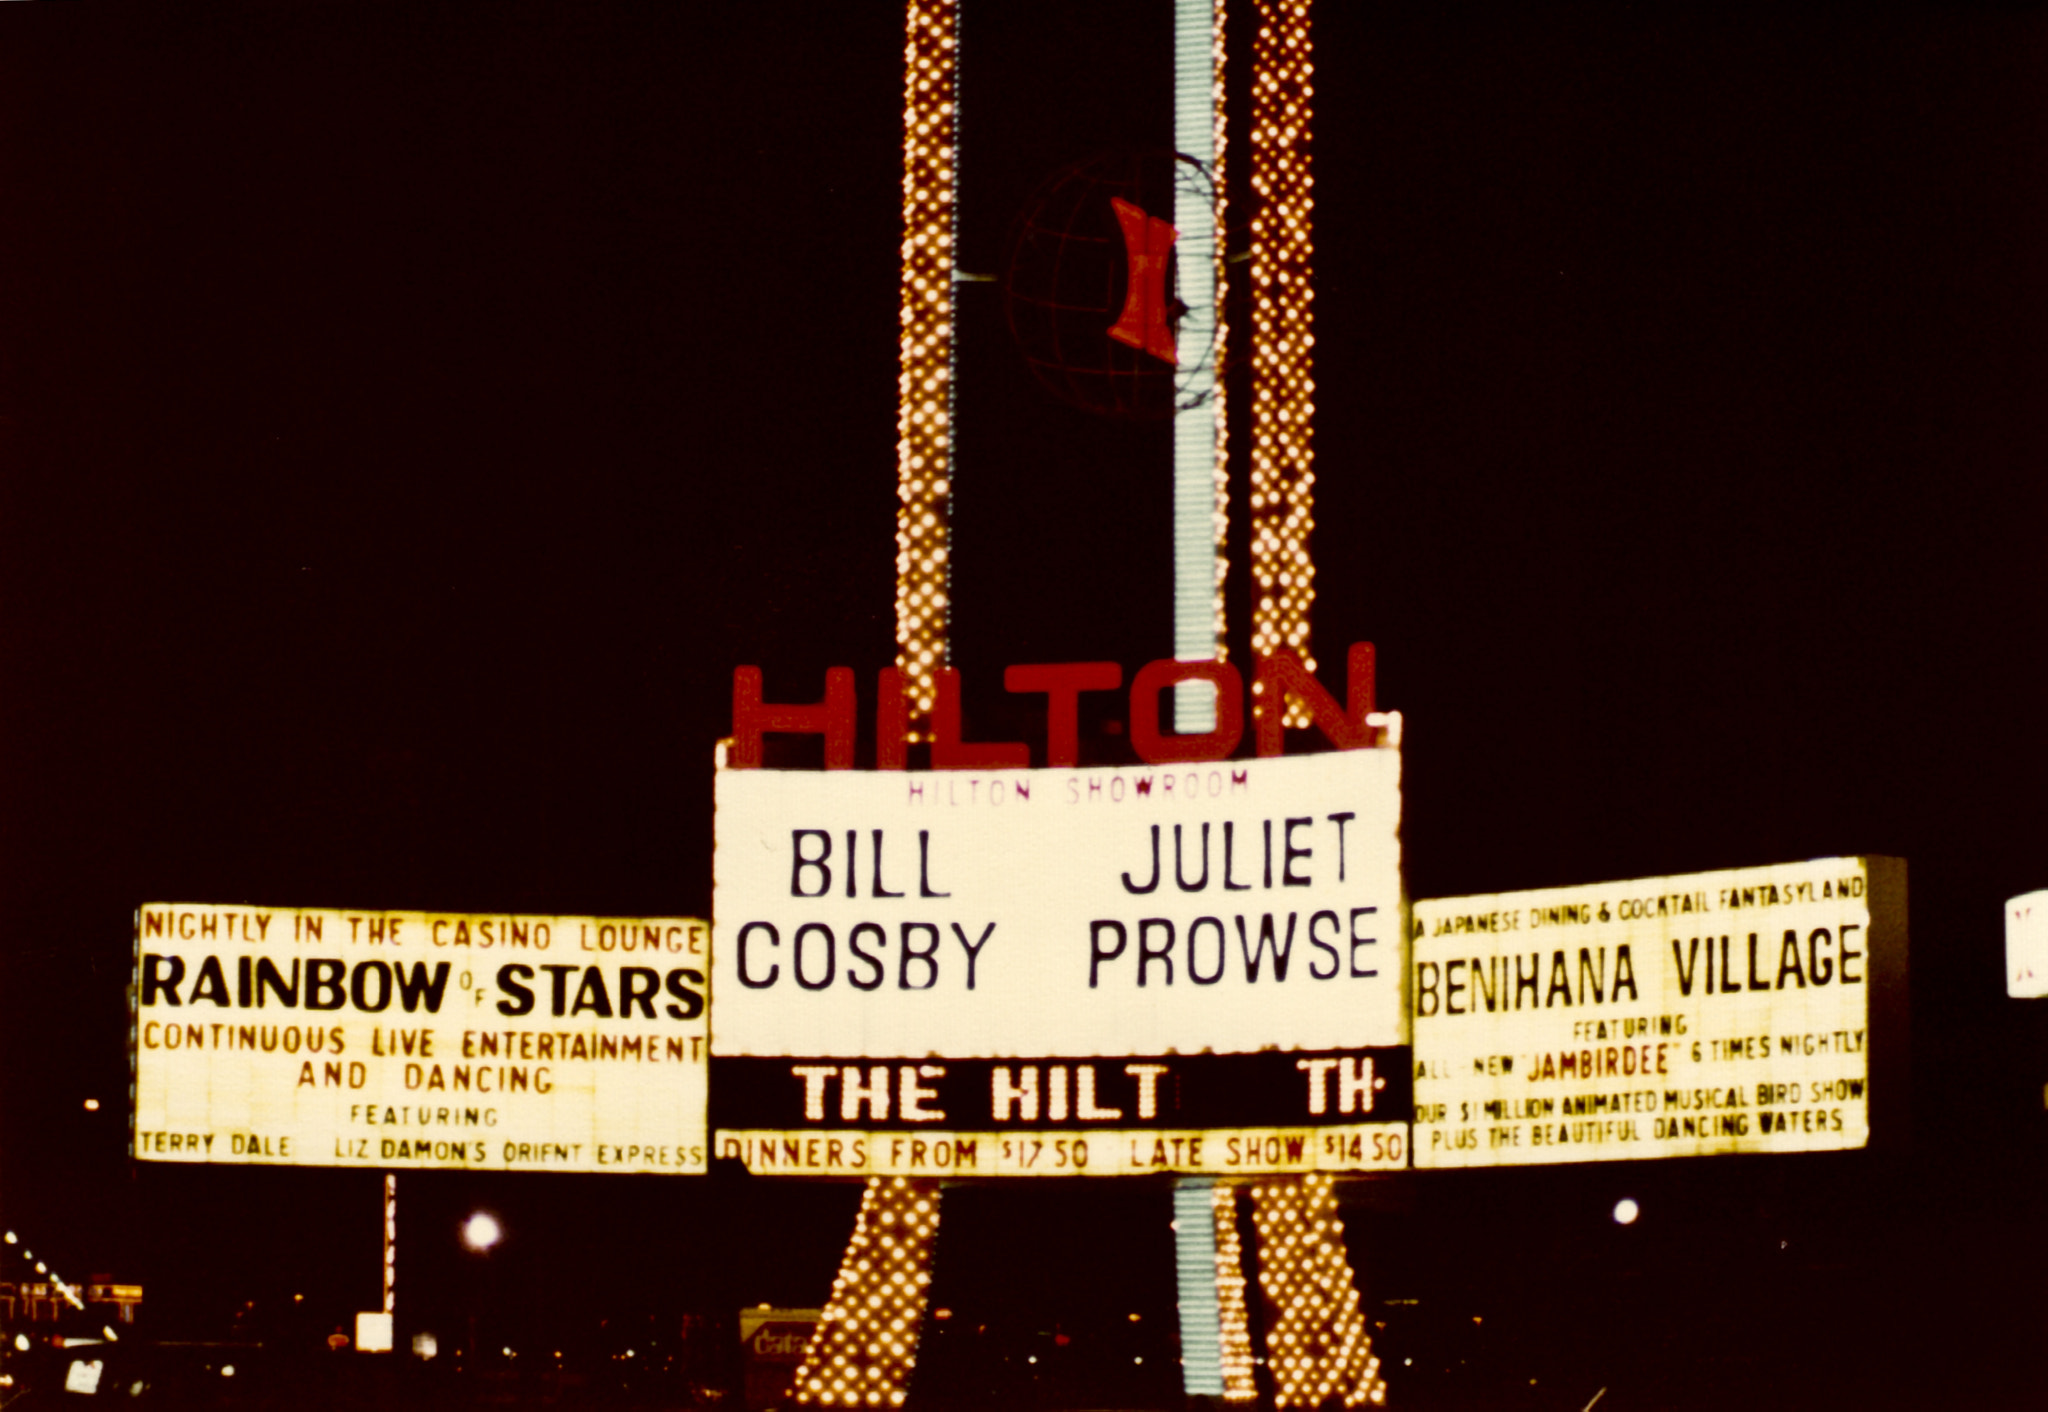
[1412,857,1903,1168]
[2006,888,2048,999]
[711,748,1408,1174]
[712,749,1404,1057]
[133,905,709,1173]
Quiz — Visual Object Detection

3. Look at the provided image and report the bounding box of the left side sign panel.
[131,905,710,1174]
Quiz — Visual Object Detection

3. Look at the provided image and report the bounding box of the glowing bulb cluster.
[1211,1184,1259,1403]
[1247,1175,1385,1408]
[894,0,960,737]
[1247,0,1317,726]
[793,1177,942,1407]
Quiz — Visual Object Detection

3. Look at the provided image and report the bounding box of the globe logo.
[1003,150,1221,420]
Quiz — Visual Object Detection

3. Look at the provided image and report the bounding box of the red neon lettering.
[930,668,1029,771]
[1253,643,1378,756]
[729,667,856,769]
[730,643,1383,768]
[1128,660,1244,763]
[1004,662,1121,767]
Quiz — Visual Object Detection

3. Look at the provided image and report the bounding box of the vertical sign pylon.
[1248,1174,1386,1407]
[1248,0,1318,728]
[1212,1184,1260,1401]
[895,0,962,740]
[1174,0,1231,734]
[792,1177,942,1408]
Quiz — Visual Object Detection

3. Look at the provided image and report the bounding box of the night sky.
[3,3,2045,1407]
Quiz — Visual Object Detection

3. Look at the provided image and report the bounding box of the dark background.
[2,2,2044,1407]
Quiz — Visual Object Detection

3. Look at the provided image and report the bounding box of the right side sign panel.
[1412,856,1904,1168]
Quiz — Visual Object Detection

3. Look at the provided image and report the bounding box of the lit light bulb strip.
[1248,0,1317,728]
[1211,1184,1260,1402]
[1247,1174,1386,1407]
[792,1176,943,1408]
[1172,0,1229,734]
[383,1173,397,1315]
[895,0,961,738]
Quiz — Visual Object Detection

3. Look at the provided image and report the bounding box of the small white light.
[221,1365,236,1379]
[462,1213,502,1251]
[15,1334,30,1351]
[83,1099,100,1112]
[1613,1198,1640,1225]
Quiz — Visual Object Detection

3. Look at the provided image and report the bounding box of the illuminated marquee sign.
[710,675,1410,1178]
[132,904,709,1174]
[1410,857,1905,1168]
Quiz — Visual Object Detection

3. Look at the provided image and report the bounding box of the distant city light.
[83,1098,99,1111]
[220,1366,235,1378]
[15,1334,30,1352]
[1613,1198,1641,1225]
[3,1232,14,1244]
[463,1213,502,1251]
